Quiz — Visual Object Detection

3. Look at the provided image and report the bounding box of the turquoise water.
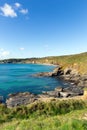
[0,64,67,99]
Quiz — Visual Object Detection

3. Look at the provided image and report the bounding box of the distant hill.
[0,52,87,74]
[37,52,87,74]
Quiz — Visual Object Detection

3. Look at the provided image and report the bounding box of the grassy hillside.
[0,52,87,74]
[0,109,87,130]
[0,99,87,130]
[35,52,87,74]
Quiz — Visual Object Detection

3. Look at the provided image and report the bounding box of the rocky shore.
[33,66,87,88]
[32,65,87,98]
[0,66,87,108]
[6,92,38,108]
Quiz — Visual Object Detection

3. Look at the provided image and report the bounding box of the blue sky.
[0,0,87,59]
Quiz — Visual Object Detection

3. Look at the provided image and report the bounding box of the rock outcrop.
[32,65,87,88]
[32,72,53,77]
[6,92,37,108]
[32,66,64,77]
[6,85,85,108]
[32,66,87,99]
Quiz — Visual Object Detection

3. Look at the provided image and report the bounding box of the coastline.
[30,63,58,67]
[0,52,87,107]
[2,64,87,108]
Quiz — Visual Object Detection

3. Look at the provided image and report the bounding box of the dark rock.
[52,67,64,76]
[6,92,38,108]
[0,96,4,103]
[63,86,84,96]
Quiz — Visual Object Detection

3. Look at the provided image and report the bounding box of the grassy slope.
[36,52,87,74]
[0,99,87,130]
[0,109,87,130]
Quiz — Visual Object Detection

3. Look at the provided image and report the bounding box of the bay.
[0,64,68,99]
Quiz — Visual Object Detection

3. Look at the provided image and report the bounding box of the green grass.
[36,52,87,74]
[0,109,87,130]
[0,99,87,130]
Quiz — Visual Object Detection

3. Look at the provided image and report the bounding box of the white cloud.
[20,9,28,14]
[0,48,4,51]
[15,3,21,8]
[0,50,10,58]
[0,3,28,18]
[0,3,17,18]
[1,51,10,56]
[20,47,25,51]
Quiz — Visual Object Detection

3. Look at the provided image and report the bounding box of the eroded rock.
[6,92,37,108]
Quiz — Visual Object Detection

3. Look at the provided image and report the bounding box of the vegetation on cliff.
[35,52,87,74]
[0,99,87,130]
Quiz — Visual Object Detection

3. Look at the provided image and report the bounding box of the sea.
[0,64,68,100]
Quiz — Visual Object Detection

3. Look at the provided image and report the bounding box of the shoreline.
[26,63,58,67]
[0,63,87,108]
[36,63,58,67]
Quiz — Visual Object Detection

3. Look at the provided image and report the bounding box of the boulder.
[42,91,60,98]
[6,92,37,108]
[46,91,60,97]
[63,86,84,96]
[59,92,71,98]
